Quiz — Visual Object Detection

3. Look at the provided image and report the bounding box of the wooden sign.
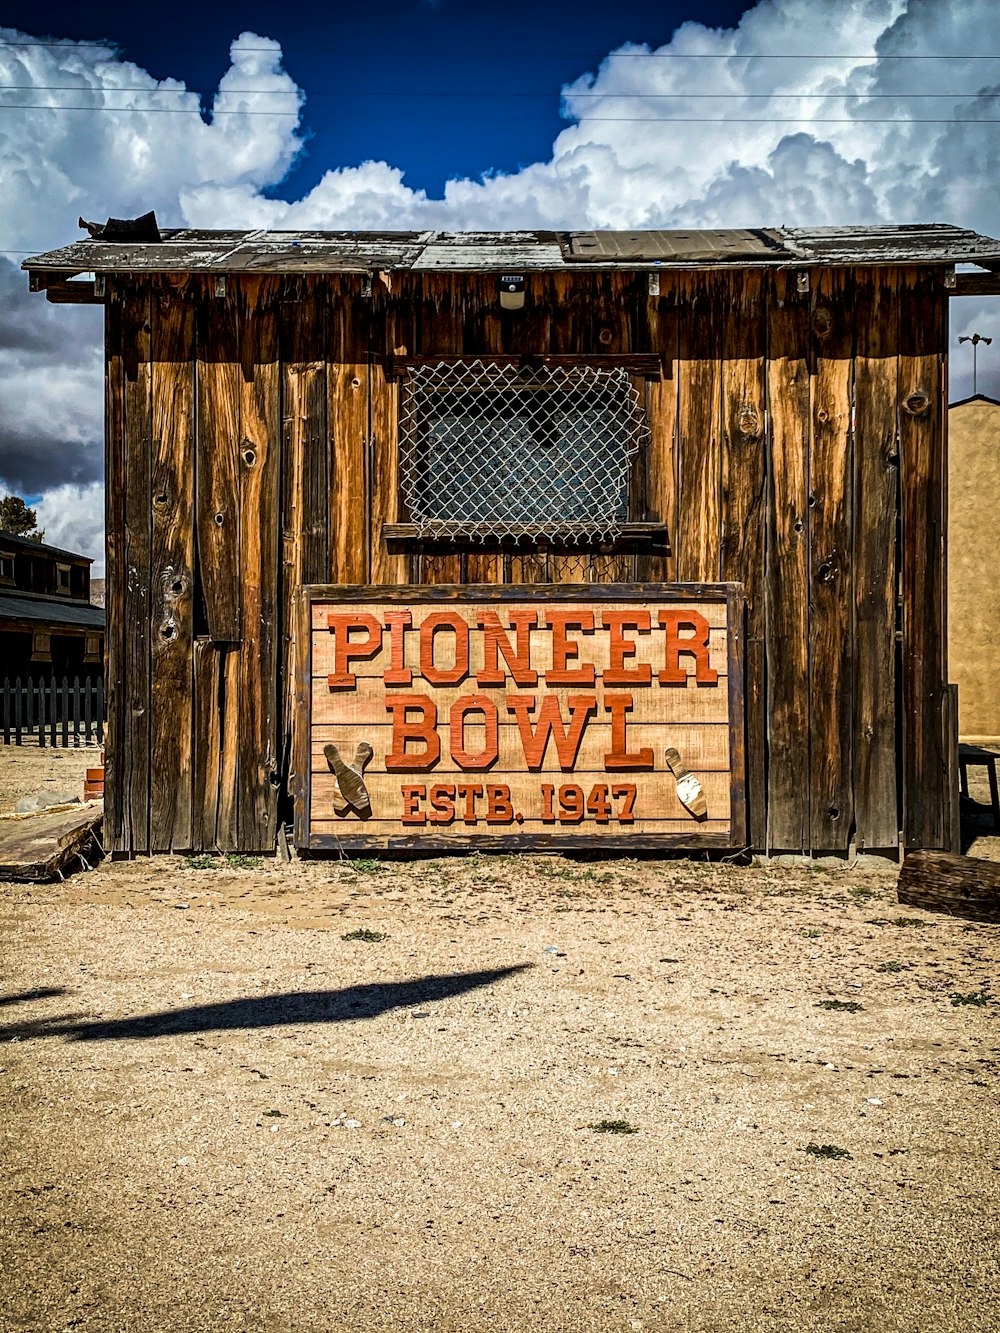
[296,584,745,851]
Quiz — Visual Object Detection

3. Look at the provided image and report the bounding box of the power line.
[0,104,995,123]
[2,85,999,98]
[4,40,1000,58]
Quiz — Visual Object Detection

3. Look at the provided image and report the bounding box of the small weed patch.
[349,858,387,874]
[183,855,218,870]
[877,961,908,974]
[226,854,261,870]
[589,1119,638,1135]
[804,1142,852,1161]
[951,990,991,1008]
[815,999,865,1013]
[342,928,388,943]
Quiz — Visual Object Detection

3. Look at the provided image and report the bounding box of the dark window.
[398,360,647,543]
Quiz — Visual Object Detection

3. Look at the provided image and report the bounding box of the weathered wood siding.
[103,266,951,855]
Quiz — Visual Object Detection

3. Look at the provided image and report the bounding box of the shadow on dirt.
[0,987,69,1008]
[0,965,532,1043]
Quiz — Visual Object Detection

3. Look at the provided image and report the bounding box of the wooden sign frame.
[295,583,746,853]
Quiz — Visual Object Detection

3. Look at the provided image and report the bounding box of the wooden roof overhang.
[22,223,1000,305]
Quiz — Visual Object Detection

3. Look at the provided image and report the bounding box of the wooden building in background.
[24,224,1000,857]
[0,529,104,678]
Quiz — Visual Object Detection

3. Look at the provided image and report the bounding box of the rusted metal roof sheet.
[564,229,785,262]
[22,224,1000,276]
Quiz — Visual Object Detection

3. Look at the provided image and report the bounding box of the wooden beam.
[45,280,102,305]
[951,271,1000,297]
[386,352,664,380]
[898,850,1000,922]
[382,522,670,554]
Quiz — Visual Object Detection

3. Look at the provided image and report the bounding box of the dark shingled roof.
[0,591,104,630]
[22,223,1000,276]
[0,529,93,563]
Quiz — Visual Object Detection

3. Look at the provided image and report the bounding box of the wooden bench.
[958,744,1000,831]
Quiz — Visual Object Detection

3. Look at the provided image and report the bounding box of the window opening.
[398,360,648,544]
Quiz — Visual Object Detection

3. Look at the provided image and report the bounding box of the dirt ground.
[1,747,999,1333]
[0,740,103,815]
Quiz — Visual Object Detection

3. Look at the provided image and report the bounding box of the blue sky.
[2,0,750,197]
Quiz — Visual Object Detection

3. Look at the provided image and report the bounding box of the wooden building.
[0,529,104,677]
[23,223,1000,857]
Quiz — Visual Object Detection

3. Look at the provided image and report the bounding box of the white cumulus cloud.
[1,1,999,568]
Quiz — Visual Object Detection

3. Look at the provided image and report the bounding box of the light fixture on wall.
[499,274,525,311]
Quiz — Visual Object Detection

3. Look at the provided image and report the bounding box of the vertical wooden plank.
[549,274,594,585]
[195,279,241,850]
[720,269,767,849]
[853,267,900,849]
[330,275,370,583]
[419,272,462,355]
[509,548,548,584]
[421,273,474,585]
[236,276,281,852]
[371,282,407,585]
[765,269,811,851]
[192,640,221,851]
[215,643,239,851]
[103,284,127,852]
[465,549,504,584]
[149,276,195,851]
[899,267,948,849]
[591,273,637,585]
[120,280,152,854]
[808,268,855,851]
[642,281,679,583]
[675,272,723,582]
[281,277,328,819]
[195,282,241,643]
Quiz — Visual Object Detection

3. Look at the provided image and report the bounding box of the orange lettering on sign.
[486,784,514,824]
[603,693,654,768]
[383,610,413,686]
[602,610,652,685]
[506,694,597,769]
[429,784,456,824]
[401,785,426,825]
[457,783,483,823]
[475,610,538,686]
[420,612,470,685]
[544,610,596,685]
[326,612,382,689]
[449,695,499,770]
[384,694,441,770]
[657,610,719,685]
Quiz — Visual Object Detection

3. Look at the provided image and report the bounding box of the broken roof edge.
[21,223,1000,277]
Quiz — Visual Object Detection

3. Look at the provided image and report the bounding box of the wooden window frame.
[385,354,669,556]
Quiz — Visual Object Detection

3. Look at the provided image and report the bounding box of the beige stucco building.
[949,394,1000,741]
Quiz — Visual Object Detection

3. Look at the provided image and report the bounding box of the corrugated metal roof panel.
[564,229,786,262]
